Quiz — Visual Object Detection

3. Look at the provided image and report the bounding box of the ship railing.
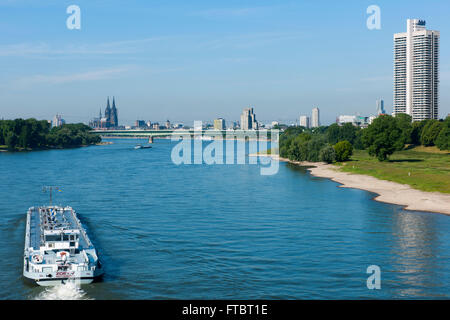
[69,209,93,247]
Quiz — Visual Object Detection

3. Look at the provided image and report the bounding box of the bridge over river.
[93,129,277,140]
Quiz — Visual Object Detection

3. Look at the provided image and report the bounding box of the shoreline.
[0,142,110,153]
[254,154,450,215]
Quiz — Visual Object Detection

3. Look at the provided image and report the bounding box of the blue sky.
[0,0,449,125]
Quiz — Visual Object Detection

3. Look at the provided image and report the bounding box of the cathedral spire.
[110,96,118,128]
[105,97,112,128]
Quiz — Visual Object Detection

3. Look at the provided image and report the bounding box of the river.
[0,139,449,299]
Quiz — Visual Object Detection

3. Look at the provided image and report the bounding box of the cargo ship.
[23,191,103,286]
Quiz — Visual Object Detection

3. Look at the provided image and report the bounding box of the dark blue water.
[1,139,449,299]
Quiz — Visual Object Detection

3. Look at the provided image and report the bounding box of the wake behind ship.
[23,205,103,286]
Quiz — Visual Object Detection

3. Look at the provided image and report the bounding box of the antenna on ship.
[42,186,60,206]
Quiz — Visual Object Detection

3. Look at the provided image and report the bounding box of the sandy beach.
[255,154,450,215]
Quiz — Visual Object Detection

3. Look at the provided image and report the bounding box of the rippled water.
[0,139,449,299]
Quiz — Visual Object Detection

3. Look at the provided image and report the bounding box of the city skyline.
[0,1,449,125]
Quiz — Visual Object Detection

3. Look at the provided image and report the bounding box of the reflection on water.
[390,212,446,298]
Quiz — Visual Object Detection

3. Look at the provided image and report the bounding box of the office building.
[135,120,146,128]
[214,118,226,130]
[240,107,258,130]
[52,114,65,128]
[376,99,386,115]
[311,107,320,128]
[299,116,310,128]
[393,19,439,121]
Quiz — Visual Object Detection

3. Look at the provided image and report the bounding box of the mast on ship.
[42,186,60,206]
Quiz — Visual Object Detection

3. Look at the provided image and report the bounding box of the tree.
[0,119,100,150]
[435,117,450,150]
[326,123,360,146]
[340,123,358,144]
[420,120,443,146]
[306,136,327,162]
[283,132,311,161]
[326,123,341,145]
[5,131,18,150]
[0,124,3,145]
[319,145,336,163]
[283,126,305,137]
[353,129,365,150]
[334,140,353,162]
[411,120,429,145]
[394,113,413,149]
[362,115,402,161]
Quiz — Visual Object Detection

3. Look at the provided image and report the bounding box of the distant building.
[165,120,171,129]
[240,107,258,130]
[337,115,370,127]
[337,115,357,125]
[214,118,226,130]
[311,107,320,128]
[104,97,118,128]
[376,99,386,115]
[89,97,119,129]
[299,116,310,128]
[52,114,65,128]
[393,19,439,121]
[135,120,146,128]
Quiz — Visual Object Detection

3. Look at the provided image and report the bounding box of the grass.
[338,146,450,193]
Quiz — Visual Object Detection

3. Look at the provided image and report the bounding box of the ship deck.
[28,206,92,251]
[40,250,87,265]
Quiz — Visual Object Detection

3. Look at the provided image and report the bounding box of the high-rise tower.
[393,19,439,121]
[240,107,257,130]
[311,107,320,128]
[376,99,385,115]
[299,115,310,128]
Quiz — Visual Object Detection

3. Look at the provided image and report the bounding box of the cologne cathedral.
[90,97,119,129]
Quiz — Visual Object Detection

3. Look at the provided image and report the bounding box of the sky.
[0,0,449,126]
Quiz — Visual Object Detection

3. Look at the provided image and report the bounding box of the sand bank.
[254,154,450,215]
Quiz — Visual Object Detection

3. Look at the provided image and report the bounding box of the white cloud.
[10,66,133,88]
[0,37,169,57]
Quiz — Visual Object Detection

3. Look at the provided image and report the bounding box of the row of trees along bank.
[0,119,101,151]
[279,114,450,163]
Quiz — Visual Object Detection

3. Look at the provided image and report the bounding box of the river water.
[0,139,449,299]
